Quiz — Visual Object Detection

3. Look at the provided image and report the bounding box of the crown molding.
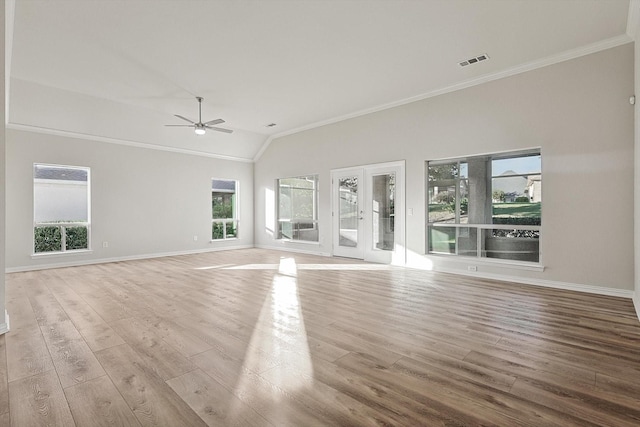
[253,34,632,162]
[7,122,255,163]
[253,135,275,162]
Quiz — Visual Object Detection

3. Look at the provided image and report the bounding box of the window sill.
[277,239,320,245]
[209,238,238,243]
[32,249,93,258]
[427,252,545,272]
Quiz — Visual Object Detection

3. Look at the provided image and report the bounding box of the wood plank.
[131,313,212,358]
[510,377,640,426]
[8,370,75,427]
[96,344,207,426]
[386,354,599,427]
[109,318,197,380]
[166,369,270,427]
[0,335,9,416]
[308,352,491,426]
[236,366,405,426]
[64,375,141,427]
[258,364,406,427]
[596,372,640,397]
[464,348,596,387]
[60,275,132,323]
[47,279,125,352]
[5,290,55,380]
[4,248,640,426]
[190,346,273,391]
[5,321,54,382]
[27,287,106,388]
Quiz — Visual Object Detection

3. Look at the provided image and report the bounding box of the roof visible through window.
[34,165,88,182]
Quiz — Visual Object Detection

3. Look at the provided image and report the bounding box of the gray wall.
[255,44,634,292]
[635,16,640,316]
[6,129,254,270]
[1,1,6,331]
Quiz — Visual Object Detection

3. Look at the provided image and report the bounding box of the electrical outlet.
[102,241,108,248]
[193,235,198,241]
[467,265,477,272]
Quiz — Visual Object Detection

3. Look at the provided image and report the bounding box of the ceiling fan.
[165,96,233,135]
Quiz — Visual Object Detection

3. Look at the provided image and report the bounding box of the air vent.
[459,53,489,68]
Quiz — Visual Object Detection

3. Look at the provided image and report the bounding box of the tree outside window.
[212,179,238,240]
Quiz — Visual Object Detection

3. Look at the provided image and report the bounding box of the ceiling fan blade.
[165,124,195,127]
[174,114,195,124]
[203,118,225,126]
[206,125,233,134]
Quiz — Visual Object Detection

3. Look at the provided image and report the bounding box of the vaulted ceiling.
[9,0,632,161]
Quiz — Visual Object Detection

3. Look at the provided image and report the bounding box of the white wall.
[255,44,634,293]
[6,129,254,270]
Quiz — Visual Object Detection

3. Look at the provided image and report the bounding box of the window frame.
[33,163,91,255]
[426,149,541,265]
[276,174,319,243]
[211,178,239,241]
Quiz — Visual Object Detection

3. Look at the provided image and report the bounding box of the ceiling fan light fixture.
[165,97,232,134]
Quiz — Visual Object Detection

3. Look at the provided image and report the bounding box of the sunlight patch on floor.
[232,257,313,407]
[193,264,237,270]
[220,263,392,271]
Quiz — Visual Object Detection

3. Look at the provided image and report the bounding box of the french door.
[331,162,404,264]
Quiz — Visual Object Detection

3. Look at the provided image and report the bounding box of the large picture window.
[277,175,319,242]
[211,179,238,240]
[427,150,541,263]
[33,164,90,254]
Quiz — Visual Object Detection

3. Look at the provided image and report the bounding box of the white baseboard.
[433,266,634,299]
[0,311,10,335]
[5,245,254,273]
[633,292,640,322]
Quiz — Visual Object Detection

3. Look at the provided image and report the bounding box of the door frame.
[331,168,365,259]
[331,161,405,264]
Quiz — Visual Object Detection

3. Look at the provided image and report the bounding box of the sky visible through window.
[492,155,541,176]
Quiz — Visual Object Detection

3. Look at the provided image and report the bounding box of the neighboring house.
[503,191,520,203]
[527,176,542,202]
[492,170,527,201]
[33,165,89,223]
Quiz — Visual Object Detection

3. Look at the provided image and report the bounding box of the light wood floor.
[0,248,639,426]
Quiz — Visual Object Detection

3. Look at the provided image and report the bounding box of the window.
[211,179,238,240]
[277,175,318,242]
[427,149,541,263]
[34,164,90,254]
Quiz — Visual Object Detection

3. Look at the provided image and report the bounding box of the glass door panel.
[371,173,395,251]
[339,176,359,248]
[332,169,364,259]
